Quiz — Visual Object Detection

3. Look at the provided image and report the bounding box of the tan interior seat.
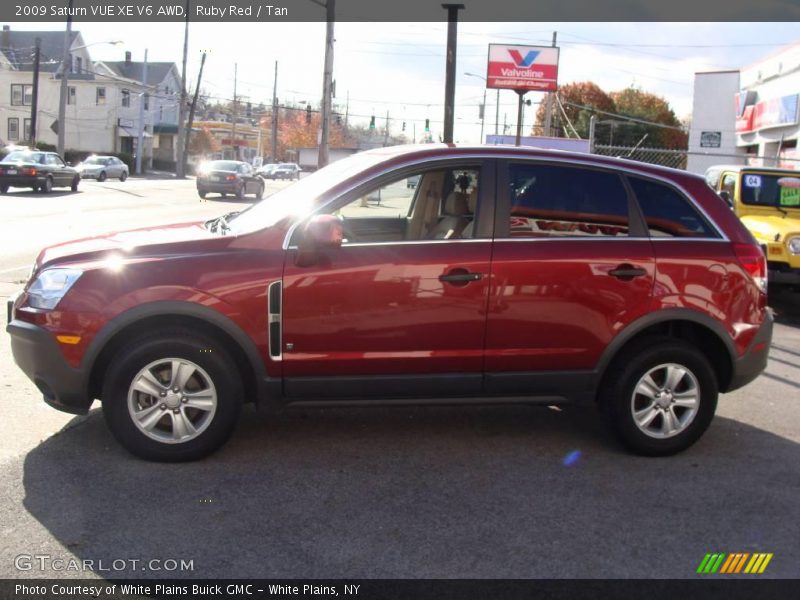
[427,191,471,239]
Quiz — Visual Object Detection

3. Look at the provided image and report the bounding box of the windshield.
[83,157,109,165]
[740,172,800,208]
[226,152,386,235]
[2,151,45,164]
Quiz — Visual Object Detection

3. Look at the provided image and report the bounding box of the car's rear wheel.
[41,176,53,193]
[102,330,243,461]
[0,184,8,194]
[71,176,79,192]
[255,182,264,200]
[236,183,244,200]
[600,338,718,456]
[198,189,207,199]
[120,171,128,182]
[98,171,107,182]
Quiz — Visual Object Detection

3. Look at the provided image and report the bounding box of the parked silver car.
[76,156,129,182]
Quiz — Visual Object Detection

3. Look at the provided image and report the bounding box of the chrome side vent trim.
[267,280,282,361]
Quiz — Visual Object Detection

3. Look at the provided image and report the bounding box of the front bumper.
[7,314,91,415]
[726,310,774,392]
[768,263,800,285]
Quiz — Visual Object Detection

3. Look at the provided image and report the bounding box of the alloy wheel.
[630,363,700,439]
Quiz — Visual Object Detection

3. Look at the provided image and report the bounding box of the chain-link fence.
[592,144,688,170]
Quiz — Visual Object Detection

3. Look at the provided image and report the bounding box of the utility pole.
[29,37,41,146]
[231,62,237,159]
[181,51,206,176]
[57,0,73,155]
[494,89,500,136]
[271,60,278,161]
[135,49,148,175]
[515,91,526,146]
[176,0,190,178]
[542,30,557,137]
[441,3,464,143]
[478,88,486,143]
[318,0,335,168]
[383,110,390,146]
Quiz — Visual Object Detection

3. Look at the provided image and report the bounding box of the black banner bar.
[2,580,800,600]
[2,0,800,22]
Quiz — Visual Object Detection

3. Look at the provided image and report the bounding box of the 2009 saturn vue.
[8,145,772,461]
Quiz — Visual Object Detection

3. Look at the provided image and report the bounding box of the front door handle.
[439,269,483,286]
[608,264,648,280]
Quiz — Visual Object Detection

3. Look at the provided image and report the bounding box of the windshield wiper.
[205,211,240,234]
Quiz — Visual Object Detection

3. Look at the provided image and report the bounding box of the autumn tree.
[273,105,349,161]
[609,87,688,149]
[187,127,220,158]
[534,81,614,139]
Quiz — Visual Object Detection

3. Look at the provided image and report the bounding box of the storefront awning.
[119,127,152,138]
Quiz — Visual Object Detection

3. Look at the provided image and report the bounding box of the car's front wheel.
[120,171,128,182]
[71,176,79,192]
[98,171,107,182]
[600,338,718,456]
[0,184,8,194]
[255,182,264,200]
[102,330,243,461]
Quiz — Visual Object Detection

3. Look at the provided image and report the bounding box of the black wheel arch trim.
[84,300,272,404]
[595,308,737,386]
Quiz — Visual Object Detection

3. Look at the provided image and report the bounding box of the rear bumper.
[197,181,238,193]
[726,310,774,393]
[7,317,91,415]
[0,176,45,188]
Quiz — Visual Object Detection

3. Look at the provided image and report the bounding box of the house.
[0,25,182,169]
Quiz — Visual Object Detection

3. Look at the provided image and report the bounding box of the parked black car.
[0,150,80,193]
[196,160,264,200]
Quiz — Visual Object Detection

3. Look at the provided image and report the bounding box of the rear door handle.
[439,270,483,285]
[608,264,648,280]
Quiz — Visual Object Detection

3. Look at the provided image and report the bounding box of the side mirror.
[719,190,733,208]
[66,162,73,167]
[295,214,343,266]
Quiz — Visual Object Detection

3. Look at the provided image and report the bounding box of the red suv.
[7,145,772,461]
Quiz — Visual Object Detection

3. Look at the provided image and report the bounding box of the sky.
[5,21,800,144]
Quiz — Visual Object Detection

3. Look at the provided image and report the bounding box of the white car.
[76,156,129,182]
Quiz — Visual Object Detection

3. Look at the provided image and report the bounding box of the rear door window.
[506,163,630,237]
[629,177,719,238]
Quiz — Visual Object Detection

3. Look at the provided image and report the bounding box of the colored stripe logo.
[697,553,773,574]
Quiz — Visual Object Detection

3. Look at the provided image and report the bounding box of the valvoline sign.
[487,44,560,91]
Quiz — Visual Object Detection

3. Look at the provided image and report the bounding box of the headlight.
[27,268,82,310]
[789,236,800,255]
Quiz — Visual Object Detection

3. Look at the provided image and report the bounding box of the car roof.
[350,143,704,183]
[704,164,799,175]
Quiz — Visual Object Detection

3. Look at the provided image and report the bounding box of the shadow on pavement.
[21,404,800,579]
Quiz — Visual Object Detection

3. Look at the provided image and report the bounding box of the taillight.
[226,175,237,181]
[734,243,767,293]
[22,167,37,176]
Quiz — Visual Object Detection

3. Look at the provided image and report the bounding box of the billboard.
[487,44,560,92]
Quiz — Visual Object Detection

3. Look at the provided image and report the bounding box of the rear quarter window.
[629,177,720,239]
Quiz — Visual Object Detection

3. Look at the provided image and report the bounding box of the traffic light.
[246,102,252,117]
[306,104,311,124]
[424,119,430,132]
[369,115,375,130]
[402,121,406,131]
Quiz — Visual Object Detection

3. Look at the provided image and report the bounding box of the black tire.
[0,184,8,194]
[102,329,243,462]
[599,337,718,456]
[120,171,128,182]
[198,189,207,199]
[254,183,264,200]
[235,183,244,200]
[42,176,53,194]
[71,176,79,192]
[98,171,107,182]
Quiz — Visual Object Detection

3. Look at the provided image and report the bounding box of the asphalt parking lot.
[0,178,798,579]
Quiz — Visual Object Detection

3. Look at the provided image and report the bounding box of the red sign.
[487,44,560,92]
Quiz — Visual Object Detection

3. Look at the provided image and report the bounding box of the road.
[0,178,798,579]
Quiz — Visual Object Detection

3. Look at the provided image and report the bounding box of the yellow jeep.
[706,165,800,288]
